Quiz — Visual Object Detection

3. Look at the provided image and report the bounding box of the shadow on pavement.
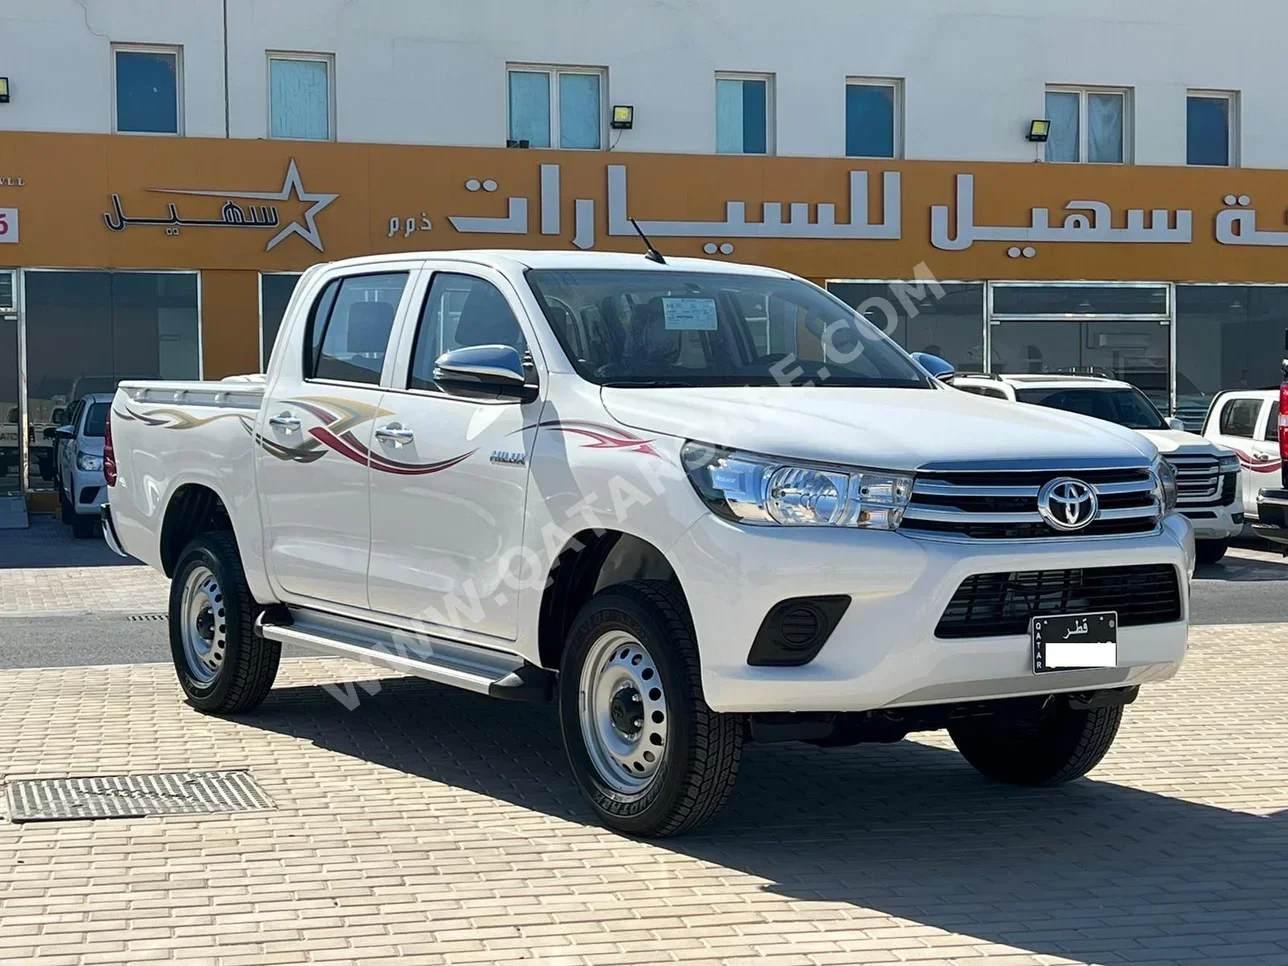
[1195,547,1288,583]
[245,676,1287,964]
[0,514,140,569]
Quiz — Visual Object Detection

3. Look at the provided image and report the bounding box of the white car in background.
[954,373,1242,564]
[1198,389,1282,521]
[53,393,113,538]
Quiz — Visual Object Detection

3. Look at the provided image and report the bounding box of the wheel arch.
[158,482,238,578]
[537,529,686,671]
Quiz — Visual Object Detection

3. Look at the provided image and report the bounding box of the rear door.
[366,265,542,641]
[1247,395,1283,508]
[258,264,421,609]
[1207,393,1271,509]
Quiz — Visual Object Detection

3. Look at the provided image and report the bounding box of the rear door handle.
[268,414,301,432]
[1254,453,1274,463]
[375,423,415,446]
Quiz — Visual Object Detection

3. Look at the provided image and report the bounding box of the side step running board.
[255,609,554,703]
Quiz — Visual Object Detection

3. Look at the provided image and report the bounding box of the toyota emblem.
[1037,477,1099,532]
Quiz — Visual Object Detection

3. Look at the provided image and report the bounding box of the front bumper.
[101,503,129,558]
[1179,501,1244,541]
[669,513,1192,714]
[70,468,108,513]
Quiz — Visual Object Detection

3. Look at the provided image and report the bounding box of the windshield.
[526,269,931,389]
[1015,386,1167,430]
[83,403,109,438]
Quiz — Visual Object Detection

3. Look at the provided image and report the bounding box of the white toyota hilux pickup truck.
[104,250,1193,836]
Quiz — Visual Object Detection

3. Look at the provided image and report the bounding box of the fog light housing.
[747,595,851,667]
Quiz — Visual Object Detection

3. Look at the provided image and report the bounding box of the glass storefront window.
[1176,285,1288,430]
[1,303,18,496]
[260,273,303,369]
[23,270,199,489]
[826,281,985,373]
[992,285,1168,318]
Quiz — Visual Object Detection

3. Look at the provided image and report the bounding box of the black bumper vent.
[935,564,1182,639]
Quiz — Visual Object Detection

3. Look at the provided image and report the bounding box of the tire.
[59,489,74,526]
[948,700,1123,786]
[1195,538,1231,566]
[71,511,98,540]
[558,580,743,837]
[169,531,280,714]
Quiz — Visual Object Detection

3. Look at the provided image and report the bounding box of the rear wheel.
[948,700,1122,786]
[170,531,280,713]
[1195,538,1231,566]
[558,580,742,837]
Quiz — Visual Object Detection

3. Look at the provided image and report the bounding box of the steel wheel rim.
[180,565,227,684]
[578,629,669,796]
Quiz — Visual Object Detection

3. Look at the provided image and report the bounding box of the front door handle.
[1254,452,1274,463]
[268,414,301,432]
[375,423,415,446]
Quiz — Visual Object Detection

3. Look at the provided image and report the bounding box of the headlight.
[1217,453,1241,475]
[681,442,914,529]
[1154,457,1178,513]
[77,452,104,472]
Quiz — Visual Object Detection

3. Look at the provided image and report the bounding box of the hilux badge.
[491,450,526,466]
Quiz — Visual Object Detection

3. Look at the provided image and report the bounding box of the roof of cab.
[312,249,797,278]
[958,373,1136,391]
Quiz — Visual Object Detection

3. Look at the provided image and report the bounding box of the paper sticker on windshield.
[662,298,718,331]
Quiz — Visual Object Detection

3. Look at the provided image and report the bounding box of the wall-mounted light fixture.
[505,138,531,149]
[611,105,634,130]
[1026,118,1050,142]
[0,78,10,104]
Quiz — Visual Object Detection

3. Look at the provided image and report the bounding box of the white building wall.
[2,0,1287,166]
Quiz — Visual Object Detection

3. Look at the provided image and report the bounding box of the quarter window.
[269,54,334,140]
[1187,91,1238,167]
[409,274,527,392]
[716,74,773,155]
[1218,397,1262,438]
[507,65,604,149]
[113,45,182,135]
[1045,87,1129,164]
[306,273,408,385]
[1265,403,1280,443]
[845,79,901,159]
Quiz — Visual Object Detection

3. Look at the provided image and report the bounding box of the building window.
[1044,86,1129,164]
[1188,91,1238,167]
[113,45,182,135]
[260,273,304,369]
[269,54,334,141]
[716,73,773,155]
[507,65,604,149]
[845,79,902,158]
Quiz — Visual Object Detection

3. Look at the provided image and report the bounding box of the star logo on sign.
[149,159,339,252]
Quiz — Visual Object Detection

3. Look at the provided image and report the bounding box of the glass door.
[988,283,1174,414]
[0,270,19,496]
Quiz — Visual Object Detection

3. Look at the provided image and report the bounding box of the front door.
[367,267,541,641]
[258,266,418,608]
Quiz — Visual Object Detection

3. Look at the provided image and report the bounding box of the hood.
[1136,429,1228,456]
[600,386,1157,471]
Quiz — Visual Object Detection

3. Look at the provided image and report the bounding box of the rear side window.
[408,274,528,392]
[305,272,408,385]
[83,403,109,438]
[1265,401,1280,442]
[1218,397,1261,438]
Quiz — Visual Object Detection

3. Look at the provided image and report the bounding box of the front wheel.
[558,580,743,837]
[1195,538,1231,566]
[170,531,280,714]
[948,700,1123,786]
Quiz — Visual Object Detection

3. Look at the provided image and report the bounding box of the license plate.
[1032,612,1117,673]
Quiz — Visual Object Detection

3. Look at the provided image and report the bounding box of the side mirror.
[1166,417,1186,432]
[910,351,956,384]
[54,425,76,440]
[434,345,536,402]
[42,427,57,440]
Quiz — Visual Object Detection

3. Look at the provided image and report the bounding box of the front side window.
[1219,397,1262,438]
[716,74,772,155]
[409,274,527,392]
[508,66,603,149]
[1188,91,1238,167]
[1015,386,1166,430]
[1045,87,1128,164]
[845,79,900,158]
[269,54,333,140]
[114,46,182,134]
[526,269,930,389]
[306,273,408,385]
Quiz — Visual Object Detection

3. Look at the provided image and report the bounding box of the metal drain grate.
[5,770,274,823]
[126,613,167,622]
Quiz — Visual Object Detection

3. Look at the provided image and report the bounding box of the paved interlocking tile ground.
[0,623,1284,965]
[0,565,170,616]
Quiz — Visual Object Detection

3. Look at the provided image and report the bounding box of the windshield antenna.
[630,218,667,265]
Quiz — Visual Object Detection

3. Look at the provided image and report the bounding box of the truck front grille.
[1168,454,1221,506]
[902,466,1159,540]
[935,564,1183,639]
